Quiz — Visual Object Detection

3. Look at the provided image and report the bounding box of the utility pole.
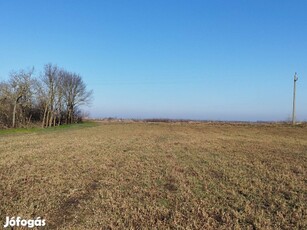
[292,72,298,125]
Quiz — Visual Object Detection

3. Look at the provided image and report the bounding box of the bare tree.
[55,70,66,125]
[41,64,60,127]
[8,68,35,128]
[0,81,12,128]
[62,72,92,124]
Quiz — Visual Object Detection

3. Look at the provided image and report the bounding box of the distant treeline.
[95,118,306,125]
[96,118,195,123]
[0,63,92,129]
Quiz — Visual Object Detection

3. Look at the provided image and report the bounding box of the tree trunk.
[53,115,56,127]
[12,100,17,128]
[42,103,49,128]
[57,109,62,126]
[68,107,73,124]
[27,114,32,126]
[12,95,22,128]
[46,110,50,128]
[49,112,53,127]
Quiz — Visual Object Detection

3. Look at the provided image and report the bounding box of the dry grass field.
[0,121,306,229]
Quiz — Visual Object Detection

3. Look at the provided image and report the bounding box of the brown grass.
[0,122,306,229]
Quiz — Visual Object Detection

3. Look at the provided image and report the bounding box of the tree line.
[0,64,92,128]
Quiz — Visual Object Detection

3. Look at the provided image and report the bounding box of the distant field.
[0,122,306,229]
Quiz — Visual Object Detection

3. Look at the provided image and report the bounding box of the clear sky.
[0,0,306,121]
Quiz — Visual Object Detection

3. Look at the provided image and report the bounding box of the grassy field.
[0,122,306,229]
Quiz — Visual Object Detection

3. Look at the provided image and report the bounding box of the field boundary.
[0,121,98,136]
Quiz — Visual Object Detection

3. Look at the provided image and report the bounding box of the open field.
[0,122,306,229]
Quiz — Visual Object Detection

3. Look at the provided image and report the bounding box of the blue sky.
[0,0,306,121]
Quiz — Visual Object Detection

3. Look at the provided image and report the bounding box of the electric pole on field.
[292,72,298,125]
